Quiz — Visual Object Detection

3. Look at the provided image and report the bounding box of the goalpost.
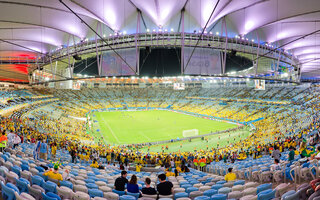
[182,129,199,137]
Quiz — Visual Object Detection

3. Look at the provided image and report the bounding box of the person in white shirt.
[13,134,21,149]
[7,132,15,148]
[314,146,320,160]
[270,159,281,171]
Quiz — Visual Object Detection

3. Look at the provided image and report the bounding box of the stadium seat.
[256,184,272,194]
[113,189,126,196]
[120,195,136,200]
[15,178,30,193]
[257,189,275,200]
[211,194,227,200]
[43,181,57,193]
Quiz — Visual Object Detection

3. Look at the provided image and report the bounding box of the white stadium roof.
[0,0,320,81]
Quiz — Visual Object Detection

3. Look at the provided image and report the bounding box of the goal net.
[182,129,199,137]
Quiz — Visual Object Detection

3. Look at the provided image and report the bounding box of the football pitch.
[92,110,238,145]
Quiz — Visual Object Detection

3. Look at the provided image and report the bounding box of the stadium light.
[103,34,106,37]
[113,76,116,79]
[251,39,255,42]
[109,34,112,37]
[45,77,50,81]
[170,28,174,32]
[123,31,127,35]
[209,32,213,35]
[216,32,219,35]
[153,29,156,32]
[246,78,250,81]
[146,29,150,32]
[164,29,168,32]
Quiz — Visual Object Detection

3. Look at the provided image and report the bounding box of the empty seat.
[228,191,243,199]
[104,192,120,200]
[257,189,275,200]
[211,194,227,200]
[57,186,74,199]
[243,188,257,196]
[256,184,272,194]
[218,187,231,194]
[74,191,90,200]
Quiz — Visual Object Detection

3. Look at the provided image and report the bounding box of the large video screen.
[101,48,137,76]
[183,47,221,75]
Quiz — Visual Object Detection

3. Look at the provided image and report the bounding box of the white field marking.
[101,117,120,144]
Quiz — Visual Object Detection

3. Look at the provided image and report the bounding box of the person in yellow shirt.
[225,168,236,182]
[90,159,99,168]
[43,163,63,181]
[136,163,142,172]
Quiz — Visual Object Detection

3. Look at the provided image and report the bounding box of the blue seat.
[11,166,21,177]
[113,189,126,196]
[32,175,44,186]
[86,183,98,189]
[21,160,29,166]
[1,182,16,200]
[6,183,19,193]
[211,194,227,200]
[233,180,245,186]
[88,189,104,198]
[174,192,188,200]
[43,181,57,193]
[194,196,210,200]
[38,173,48,182]
[60,180,73,189]
[35,166,44,173]
[21,164,29,171]
[120,195,136,200]
[282,190,298,200]
[257,189,276,200]
[203,189,217,197]
[1,155,8,162]
[216,181,227,185]
[186,187,199,194]
[211,185,223,190]
[42,192,61,200]
[181,184,192,189]
[257,183,272,194]
[84,179,95,184]
[15,178,30,193]
[127,192,140,200]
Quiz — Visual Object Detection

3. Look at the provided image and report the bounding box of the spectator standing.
[271,146,281,160]
[39,138,48,160]
[13,133,21,149]
[0,131,7,152]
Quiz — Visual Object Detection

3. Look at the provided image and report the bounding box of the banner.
[184,47,221,75]
[101,48,137,76]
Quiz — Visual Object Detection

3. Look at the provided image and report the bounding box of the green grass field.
[140,128,250,152]
[92,110,238,145]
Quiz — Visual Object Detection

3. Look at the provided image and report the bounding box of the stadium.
[0,0,319,200]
